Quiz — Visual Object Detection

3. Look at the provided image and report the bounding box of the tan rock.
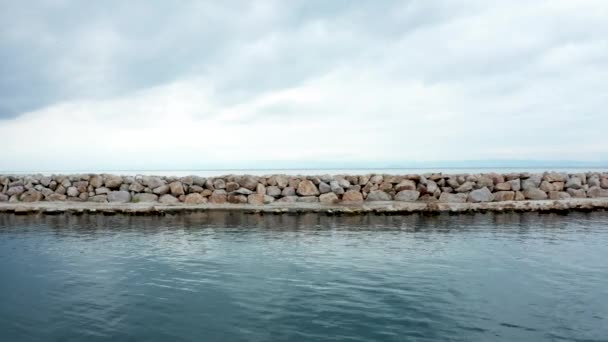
[319,192,339,204]
[549,191,571,200]
[247,194,265,205]
[494,191,515,201]
[169,181,185,196]
[342,190,363,202]
[296,180,319,196]
[394,180,416,192]
[184,193,206,204]
[495,182,511,191]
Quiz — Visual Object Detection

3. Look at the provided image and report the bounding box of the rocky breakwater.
[1,172,608,205]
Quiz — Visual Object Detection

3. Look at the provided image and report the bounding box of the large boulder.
[567,188,586,198]
[587,186,608,198]
[297,180,319,196]
[157,194,178,204]
[184,193,206,204]
[133,193,158,202]
[66,186,79,197]
[601,177,608,189]
[565,177,582,189]
[365,190,391,201]
[438,193,467,203]
[6,186,25,197]
[522,175,542,190]
[523,188,548,200]
[394,190,420,202]
[20,190,44,202]
[281,187,296,196]
[266,186,282,197]
[549,191,571,200]
[342,190,363,202]
[0,193,8,202]
[455,181,474,193]
[89,175,104,188]
[169,181,185,196]
[318,182,331,194]
[467,187,494,203]
[319,192,339,204]
[129,182,145,192]
[495,182,511,191]
[227,194,247,204]
[152,185,170,195]
[104,175,123,189]
[209,190,227,204]
[247,194,265,205]
[494,191,515,201]
[507,179,521,191]
[395,180,416,192]
[108,191,131,203]
[239,176,259,191]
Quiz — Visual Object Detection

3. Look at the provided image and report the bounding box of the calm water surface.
[0,212,607,341]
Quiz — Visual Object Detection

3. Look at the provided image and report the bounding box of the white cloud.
[1,0,607,171]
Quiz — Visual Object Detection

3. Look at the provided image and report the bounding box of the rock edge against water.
[1,172,607,207]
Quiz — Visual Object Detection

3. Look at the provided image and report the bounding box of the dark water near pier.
[0,212,607,342]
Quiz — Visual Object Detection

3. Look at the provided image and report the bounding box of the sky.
[1,0,607,171]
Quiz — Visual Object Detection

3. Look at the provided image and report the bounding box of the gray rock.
[319,192,339,204]
[192,176,206,187]
[6,186,25,196]
[213,178,226,189]
[522,174,543,190]
[104,175,123,189]
[153,185,170,195]
[66,186,79,197]
[544,172,567,182]
[239,176,259,191]
[455,181,474,193]
[0,193,8,202]
[329,181,344,195]
[169,181,185,196]
[297,180,319,196]
[108,191,131,203]
[95,187,111,195]
[235,188,253,195]
[365,190,391,201]
[507,179,521,191]
[266,186,282,197]
[318,182,331,194]
[336,178,351,189]
[567,188,586,198]
[426,180,438,193]
[133,193,158,202]
[523,188,548,200]
[565,177,582,189]
[20,190,44,202]
[129,182,145,192]
[601,177,608,189]
[467,187,494,203]
[88,195,107,203]
[394,190,420,202]
[281,187,296,196]
[438,193,468,203]
[159,194,179,204]
[142,176,164,189]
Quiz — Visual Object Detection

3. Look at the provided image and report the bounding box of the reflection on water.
[0,212,607,342]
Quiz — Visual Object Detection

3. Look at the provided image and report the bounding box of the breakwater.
[1,172,608,214]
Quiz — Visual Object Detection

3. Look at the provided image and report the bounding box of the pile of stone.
[1,172,607,204]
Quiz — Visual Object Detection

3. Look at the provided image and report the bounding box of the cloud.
[1,0,607,170]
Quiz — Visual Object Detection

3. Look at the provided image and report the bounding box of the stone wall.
[1,172,608,205]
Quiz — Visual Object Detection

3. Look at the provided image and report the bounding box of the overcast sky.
[1,0,607,171]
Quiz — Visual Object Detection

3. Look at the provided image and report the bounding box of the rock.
[438,193,468,203]
[159,194,179,204]
[266,186,282,197]
[588,177,601,188]
[235,188,253,195]
[395,180,416,192]
[369,175,383,184]
[468,187,494,203]
[366,190,391,201]
[153,185,170,195]
[226,194,246,204]
[297,180,319,196]
[129,182,145,192]
[78,192,89,201]
[190,185,204,193]
[493,191,515,201]
[40,176,52,187]
[192,176,206,187]
[184,193,206,204]
[508,179,521,191]
[20,190,44,202]
[495,182,511,191]
[256,183,266,195]
[342,190,364,202]
[297,196,319,203]
[239,176,259,191]
[544,172,567,182]
[209,190,227,204]
[6,186,25,196]
[282,187,296,196]
[85,194,105,202]
[587,186,608,198]
[523,188,548,200]
[75,181,88,193]
[169,181,185,196]
[226,182,240,192]
[515,191,525,201]
[336,178,351,189]
[95,187,111,195]
[426,180,438,193]
[108,191,131,203]
[277,196,298,203]
[552,182,565,191]
[133,193,158,202]
[89,175,104,188]
[213,178,226,189]
[319,192,339,204]
[104,175,123,189]
[330,181,345,195]
[67,186,79,197]
[476,176,494,189]
[549,191,571,200]
[522,174,542,190]
[601,177,608,189]
[140,176,163,189]
[539,181,556,192]
[455,181,474,193]
[567,188,586,198]
[359,175,370,185]
[247,194,265,205]
[394,190,420,202]
[318,182,331,194]
[204,179,215,190]
[263,195,275,204]
[0,193,8,202]
[565,177,582,189]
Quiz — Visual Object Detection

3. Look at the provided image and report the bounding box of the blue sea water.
[0,212,607,341]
